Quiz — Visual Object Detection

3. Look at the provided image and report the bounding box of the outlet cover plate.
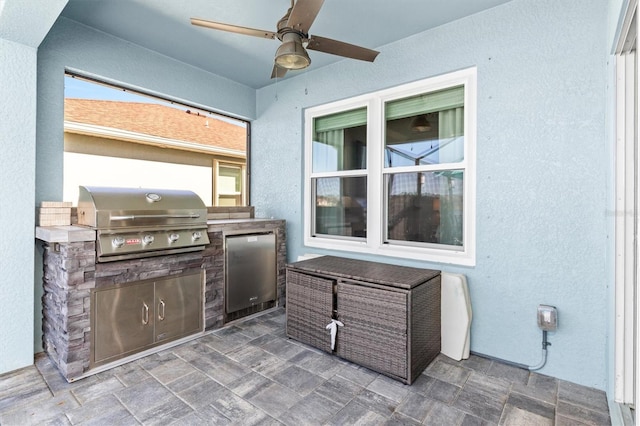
[537,304,558,331]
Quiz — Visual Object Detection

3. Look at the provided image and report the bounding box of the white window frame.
[304,67,477,266]
[614,0,638,409]
[214,160,247,206]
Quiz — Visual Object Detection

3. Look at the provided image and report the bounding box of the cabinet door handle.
[142,302,149,325]
[158,299,165,321]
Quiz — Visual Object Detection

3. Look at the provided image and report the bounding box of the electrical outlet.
[537,305,558,331]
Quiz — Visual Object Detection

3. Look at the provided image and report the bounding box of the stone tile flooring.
[0,308,611,425]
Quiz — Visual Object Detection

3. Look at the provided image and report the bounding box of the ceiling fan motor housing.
[275,31,311,69]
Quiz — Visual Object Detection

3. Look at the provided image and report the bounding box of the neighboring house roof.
[64,98,246,155]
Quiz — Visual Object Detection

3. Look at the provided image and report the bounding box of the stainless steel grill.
[77,186,210,262]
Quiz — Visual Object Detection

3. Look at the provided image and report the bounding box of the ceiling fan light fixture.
[275,32,311,70]
[411,115,432,132]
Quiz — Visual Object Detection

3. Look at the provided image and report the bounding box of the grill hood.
[78,186,207,229]
[77,186,210,262]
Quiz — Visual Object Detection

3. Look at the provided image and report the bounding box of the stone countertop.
[35,218,284,243]
[206,218,286,234]
[206,218,280,225]
[35,225,96,243]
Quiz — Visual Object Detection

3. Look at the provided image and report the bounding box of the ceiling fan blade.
[306,35,380,62]
[286,0,325,33]
[190,18,276,40]
[271,65,288,79]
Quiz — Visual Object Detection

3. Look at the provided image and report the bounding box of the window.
[63,74,249,206]
[216,162,246,206]
[304,68,476,265]
[311,107,368,238]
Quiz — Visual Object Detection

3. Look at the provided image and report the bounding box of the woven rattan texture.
[337,320,407,379]
[285,270,333,353]
[336,282,409,378]
[409,275,441,382]
[289,256,439,289]
[336,282,407,333]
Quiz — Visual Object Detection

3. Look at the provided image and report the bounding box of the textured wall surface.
[0,38,37,374]
[0,0,67,47]
[253,0,611,390]
[0,0,67,374]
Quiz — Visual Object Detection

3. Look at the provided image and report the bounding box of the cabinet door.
[92,281,155,365]
[286,270,334,352]
[336,282,408,379]
[154,272,203,343]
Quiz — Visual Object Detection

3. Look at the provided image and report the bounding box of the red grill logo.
[126,238,141,245]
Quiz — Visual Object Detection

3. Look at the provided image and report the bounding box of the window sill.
[304,236,475,267]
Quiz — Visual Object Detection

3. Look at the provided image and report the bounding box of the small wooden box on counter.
[37,201,72,226]
[286,255,441,384]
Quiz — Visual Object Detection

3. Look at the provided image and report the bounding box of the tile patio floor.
[0,308,611,425]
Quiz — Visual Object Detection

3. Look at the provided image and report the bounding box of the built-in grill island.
[36,186,286,382]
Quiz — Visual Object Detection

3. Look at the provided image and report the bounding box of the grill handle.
[110,213,201,221]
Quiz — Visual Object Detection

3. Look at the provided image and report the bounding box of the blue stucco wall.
[253,0,611,389]
[0,38,38,374]
[0,0,67,376]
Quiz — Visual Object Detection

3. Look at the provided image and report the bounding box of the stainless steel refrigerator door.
[225,232,277,313]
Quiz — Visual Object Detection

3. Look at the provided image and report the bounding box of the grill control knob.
[142,234,155,245]
[168,233,180,243]
[112,236,125,248]
[192,231,202,241]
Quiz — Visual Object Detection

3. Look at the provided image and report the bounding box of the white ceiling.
[60,0,513,89]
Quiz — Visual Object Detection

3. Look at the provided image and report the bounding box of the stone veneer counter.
[36,218,286,381]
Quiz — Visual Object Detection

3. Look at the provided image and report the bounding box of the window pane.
[219,165,242,193]
[386,171,463,247]
[313,176,367,238]
[313,107,367,173]
[385,86,464,167]
[218,165,242,206]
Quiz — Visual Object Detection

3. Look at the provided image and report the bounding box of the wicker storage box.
[285,255,441,384]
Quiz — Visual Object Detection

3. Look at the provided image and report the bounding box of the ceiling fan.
[191,0,380,79]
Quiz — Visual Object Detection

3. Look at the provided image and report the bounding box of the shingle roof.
[64,98,246,153]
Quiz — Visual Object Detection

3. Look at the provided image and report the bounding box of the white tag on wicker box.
[325,319,344,350]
